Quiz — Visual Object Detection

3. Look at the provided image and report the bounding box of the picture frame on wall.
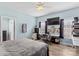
[22,24,27,33]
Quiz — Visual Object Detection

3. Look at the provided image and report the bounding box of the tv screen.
[47,17,59,25]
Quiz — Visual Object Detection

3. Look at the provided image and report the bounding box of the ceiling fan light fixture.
[36,5,44,11]
[36,2,44,11]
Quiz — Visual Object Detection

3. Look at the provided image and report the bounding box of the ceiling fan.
[36,2,46,11]
[36,2,50,11]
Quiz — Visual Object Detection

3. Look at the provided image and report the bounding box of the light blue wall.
[0,6,36,39]
[37,7,79,23]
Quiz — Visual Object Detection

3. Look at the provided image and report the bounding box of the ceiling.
[0,2,79,17]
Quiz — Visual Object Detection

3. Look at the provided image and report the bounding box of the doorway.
[1,16,15,42]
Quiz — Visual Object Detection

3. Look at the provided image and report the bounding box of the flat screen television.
[47,17,60,25]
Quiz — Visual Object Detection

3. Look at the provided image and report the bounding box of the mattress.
[0,39,48,56]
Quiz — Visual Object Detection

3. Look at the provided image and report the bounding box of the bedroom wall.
[37,7,79,20]
[36,7,79,25]
[36,7,79,45]
[0,6,36,40]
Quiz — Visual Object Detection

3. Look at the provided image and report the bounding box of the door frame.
[0,16,16,42]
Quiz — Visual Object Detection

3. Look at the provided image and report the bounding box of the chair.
[32,33,37,40]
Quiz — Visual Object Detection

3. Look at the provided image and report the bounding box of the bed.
[0,39,49,56]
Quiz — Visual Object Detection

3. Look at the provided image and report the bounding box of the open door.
[9,18,15,40]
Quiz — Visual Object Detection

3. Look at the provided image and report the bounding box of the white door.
[9,19,15,40]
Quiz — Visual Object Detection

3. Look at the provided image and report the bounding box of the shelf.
[73,25,79,28]
[72,21,79,36]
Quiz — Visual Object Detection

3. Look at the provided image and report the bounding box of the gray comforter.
[0,39,48,56]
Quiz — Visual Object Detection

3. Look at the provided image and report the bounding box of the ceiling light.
[36,5,44,11]
[36,2,44,11]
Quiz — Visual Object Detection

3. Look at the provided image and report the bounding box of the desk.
[39,34,51,42]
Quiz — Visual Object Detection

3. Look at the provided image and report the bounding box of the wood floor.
[49,43,79,56]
